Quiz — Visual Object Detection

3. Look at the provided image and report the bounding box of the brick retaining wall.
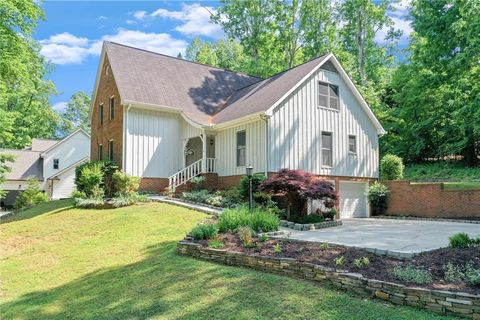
[384,181,480,219]
[177,241,480,319]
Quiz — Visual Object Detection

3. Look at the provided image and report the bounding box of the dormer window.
[318,82,339,110]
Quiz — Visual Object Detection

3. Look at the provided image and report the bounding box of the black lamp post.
[246,165,254,211]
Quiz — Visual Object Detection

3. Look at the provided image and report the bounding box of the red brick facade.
[139,178,169,193]
[384,181,480,219]
[91,55,124,168]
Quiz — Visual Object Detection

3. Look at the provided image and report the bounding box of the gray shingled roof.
[0,150,43,180]
[105,42,261,125]
[213,55,329,123]
[29,138,59,152]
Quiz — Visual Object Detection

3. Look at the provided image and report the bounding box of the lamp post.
[246,165,253,211]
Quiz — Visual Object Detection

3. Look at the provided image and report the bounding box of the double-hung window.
[109,96,115,120]
[322,132,333,167]
[236,130,246,167]
[53,159,59,170]
[318,82,339,110]
[348,135,357,154]
[108,140,114,162]
[98,144,103,161]
[99,104,104,126]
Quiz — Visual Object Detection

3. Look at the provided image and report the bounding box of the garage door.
[339,182,368,218]
[51,166,76,199]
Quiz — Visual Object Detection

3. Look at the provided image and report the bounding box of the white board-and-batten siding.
[125,108,184,178]
[215,119,267,177]
[268,67,379,178]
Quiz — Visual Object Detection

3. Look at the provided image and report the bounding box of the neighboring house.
[90,42,385,218]
[0,129,90,208]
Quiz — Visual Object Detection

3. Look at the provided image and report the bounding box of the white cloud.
[99,15,108,20]
[376,1,413,46]
[39,29,188,65]
[132,3,223,38]
[52,101,68,112]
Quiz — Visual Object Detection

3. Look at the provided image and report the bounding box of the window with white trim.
[318,82,339,110]
[348,135,357,154]
[236,130,246,167]
[322,132,333,167]
[53,159,59,170]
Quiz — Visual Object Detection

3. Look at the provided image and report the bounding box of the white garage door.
[339,182,369,218]
[51,166,76,199]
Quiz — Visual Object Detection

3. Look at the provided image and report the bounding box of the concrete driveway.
[278,218,480,257]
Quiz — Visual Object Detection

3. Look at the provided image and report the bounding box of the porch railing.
[168,158,216,190]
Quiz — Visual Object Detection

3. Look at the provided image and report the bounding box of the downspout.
[260,114,270,177]
[123,104,132,172]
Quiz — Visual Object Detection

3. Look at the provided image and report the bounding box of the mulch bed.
[196,233,480,294]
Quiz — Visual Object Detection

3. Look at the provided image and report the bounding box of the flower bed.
[178,237,480,319]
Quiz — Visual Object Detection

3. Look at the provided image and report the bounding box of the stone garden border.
[280,219,342,231]
[177,241,480,319]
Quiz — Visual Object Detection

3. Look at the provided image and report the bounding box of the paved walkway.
[149,196,222,216]
[276,218,480,258]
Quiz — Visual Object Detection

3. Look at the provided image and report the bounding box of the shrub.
[259,169,336,220]
[74,197,104,209]
[112,171,140,196]
[239,173,266,199]
[335,256,345,266]
[380,154,404,180]
[71,190,86,199]
[219,188,244,208]
[190,176,206,191]
[190,223,218,240]
[367,182,390,215]
[323,208,337,220]
[14,178,48,209]
[111,193,140,208]
[208,239,224,249]
[76,163,103,198]
[443,263,465,283]
[392,265,433,284]
[206,191,223,207]
[353,257,370,269]
[181,190,210,204]
[237,226,254,246]
[217,206,280,233]
[464,263,480,285]
[75,161,118,198]
[449,232,473,248]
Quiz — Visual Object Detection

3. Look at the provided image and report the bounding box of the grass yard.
[0,201,456,320]
[404,162,480,183]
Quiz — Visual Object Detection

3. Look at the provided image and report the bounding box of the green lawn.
[404,162,480,183]
[0,200,455,320]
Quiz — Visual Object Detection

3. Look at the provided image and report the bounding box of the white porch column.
[201,132,207,172]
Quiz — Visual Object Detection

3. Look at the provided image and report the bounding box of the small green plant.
[353,257,370,269]
[367,182,390,215]
[190,223,218,240]
[190,176,206,191]
[13,177,48,209]
[181,190,211,204]
[449,232,473,248]
[217,206,279,233]
[208,239,225,249]
[239,173,266,199]
[237,226,254,247]
[464,263,480,285]
[335,256,345,266]
[392,265,433,284]
[380,154,404,180]
[206,191,223,207]
[443,263,465,283]
[274,243,282,254]
[74,197,104,209]
[259,233,269,242]
[112,171,140,196]
[320,242,329,250]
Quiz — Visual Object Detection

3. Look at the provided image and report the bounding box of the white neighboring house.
[91,42,385,219]
[0,129,90,208]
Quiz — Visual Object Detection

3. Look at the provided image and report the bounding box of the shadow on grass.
[1,241,454,320]
[1,199,74,224]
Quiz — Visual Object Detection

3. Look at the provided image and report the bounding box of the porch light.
[246,165,254,211]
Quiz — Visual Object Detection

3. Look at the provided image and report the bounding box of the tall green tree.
[0,154,15,199]
[0,0,59,149]
[391,0,480,165]
[58,91,91,137]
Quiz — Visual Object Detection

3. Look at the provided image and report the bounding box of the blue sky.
[35,1,412,112]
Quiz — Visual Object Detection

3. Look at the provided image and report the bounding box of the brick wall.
[139,178,169,193]
[385,181,480,219]
[91,55,124,169]
[178,241,480,319]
